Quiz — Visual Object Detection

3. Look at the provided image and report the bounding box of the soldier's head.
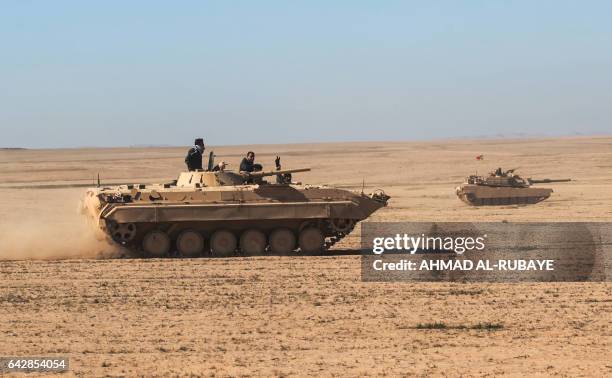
[246,151,255,162]
[194,138,204,148]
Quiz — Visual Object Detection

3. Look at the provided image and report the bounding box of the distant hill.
[0,147,27,150]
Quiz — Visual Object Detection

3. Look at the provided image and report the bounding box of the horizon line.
[1,133,611,151]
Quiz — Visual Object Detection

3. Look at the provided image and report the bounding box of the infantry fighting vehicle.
[81,156,389,257]
[456,168,571,206]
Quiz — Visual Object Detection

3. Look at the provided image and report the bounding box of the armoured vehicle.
[456,168,570,206]
[81,156,389,257]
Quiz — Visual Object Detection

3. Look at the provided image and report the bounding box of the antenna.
[97,173,100,187]
[361,178,365,194]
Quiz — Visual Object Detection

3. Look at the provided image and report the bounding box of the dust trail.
[0,189,121,260]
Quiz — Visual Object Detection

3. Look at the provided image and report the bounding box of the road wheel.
[299,227,324,254]
[142,230,171,257]
[210,230,237,257]
[269,228,296,254]
[176,230,204,257]
[240,229,267,255]
[330,218,355,233]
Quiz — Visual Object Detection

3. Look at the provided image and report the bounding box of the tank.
[455,168,571,206]
[81,155,390,257]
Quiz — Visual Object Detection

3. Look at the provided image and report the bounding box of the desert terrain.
[0,137,611,376]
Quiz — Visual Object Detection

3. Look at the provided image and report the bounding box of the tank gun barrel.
[528,178,572,184]
[246,167,311,179]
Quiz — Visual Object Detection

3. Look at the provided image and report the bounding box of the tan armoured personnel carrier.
[456,168,570,206]
[81,156,389,257]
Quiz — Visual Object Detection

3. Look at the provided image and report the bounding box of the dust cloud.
[0,189,121,260]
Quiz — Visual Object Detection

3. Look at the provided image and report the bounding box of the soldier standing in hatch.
[239,151,263,184]
[185,138,205,171]
[239,151,262,173]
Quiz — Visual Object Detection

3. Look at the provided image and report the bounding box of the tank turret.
[456,168,571,206]
[175,167,311,188]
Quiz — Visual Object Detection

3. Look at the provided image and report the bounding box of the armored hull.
[456,184,553,205]
[81,168,389,257]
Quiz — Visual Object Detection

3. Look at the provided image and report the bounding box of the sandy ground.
[0,136,611,376]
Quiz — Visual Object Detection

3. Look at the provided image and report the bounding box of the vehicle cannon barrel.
[246,167,311,179]
[528,178,572,184]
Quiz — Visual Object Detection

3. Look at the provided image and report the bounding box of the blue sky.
[1,1,611,148]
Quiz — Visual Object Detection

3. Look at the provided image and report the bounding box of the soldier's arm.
[239,158,249,172]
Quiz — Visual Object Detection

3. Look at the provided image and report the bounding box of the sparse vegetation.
[0,293,29,303]
[448,289,485,296]
[415,322,504,331]
[416,322,448,329]
[471,322,504,330]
